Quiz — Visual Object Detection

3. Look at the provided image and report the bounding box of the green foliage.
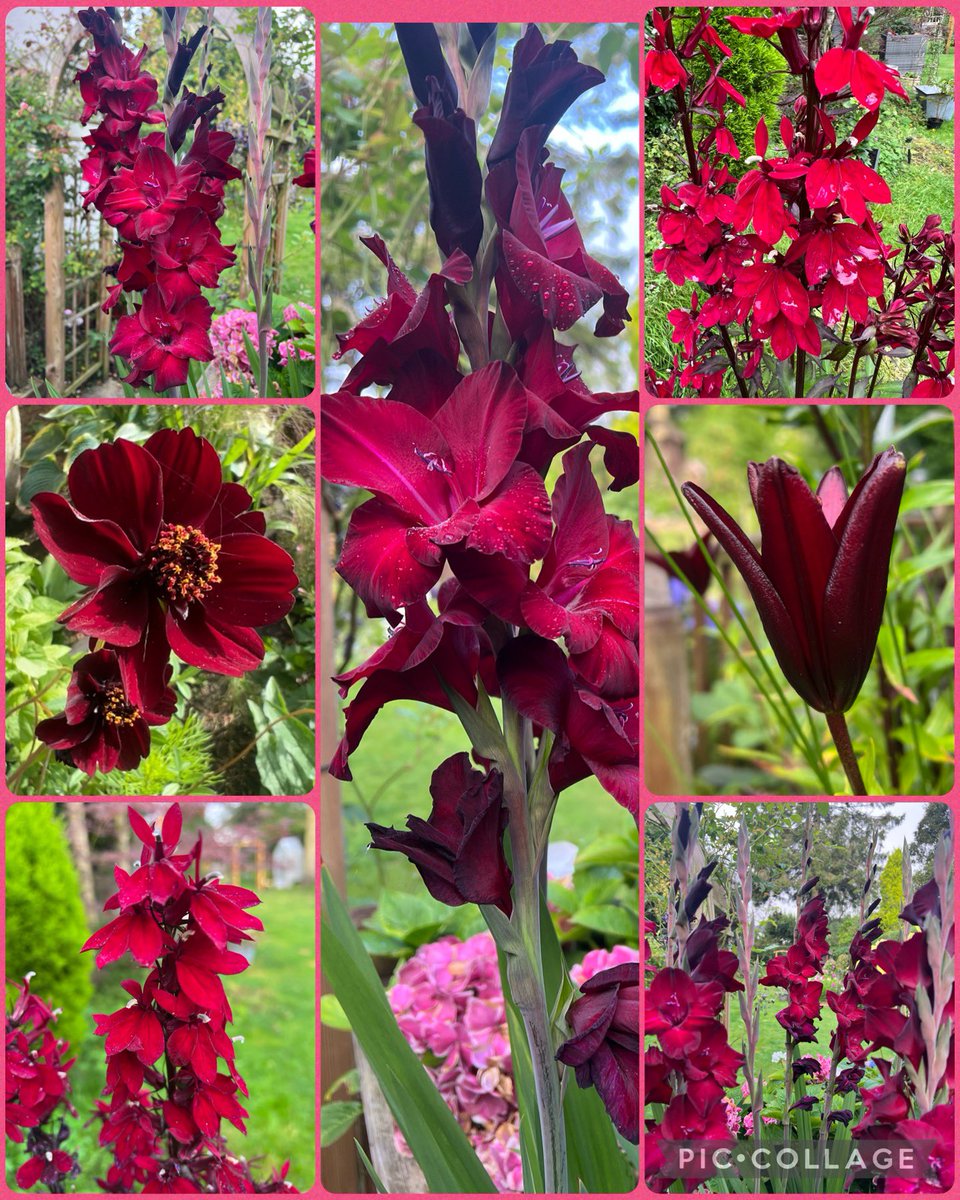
[913,802,953,878]
[876,848,904,933]
[548,829,640,947]
[247,677,315,795]
[5,804,92,1053]
[359,889,485,960]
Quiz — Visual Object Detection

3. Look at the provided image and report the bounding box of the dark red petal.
[166,606,264,676]
[681,480,820,709]
[134,1010,165,1064]
[16,1157,45,1189]
[144,427,223,528]
[201,483,266,538]
[162,1101,198,1144]
[58,569,148,647]
[337,497,442,612]
[127,805,155,847]
[176,961,226,1011]
[320,392,454,520]
[500,230,603,331]
[822,449,906,712]
[201,533,297,625]
[466,464,552,562]
[192,892,229,949]
[103,1007,142,1055]
[67,438,163,553]
[815,47,852,96]
[588,1040,639,1143]
[36,712,97,752]
[31,493,140,585]
[127,912,166,965]
[162,802,182,849]
[153,353,191,393]
[432,362,528,500]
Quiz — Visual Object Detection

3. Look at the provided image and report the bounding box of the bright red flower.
[726,11,803,38]
[733,119,809,245]
[805,155,891,225]
[644,967,724,1057]
[645,49,687,93]
[16,1150,76,1190]
[94,981,164,1066]
[32,427,298,677]
[883,1102,955,1192]
[148,210,237,306]
[82,903,176,968]
[292,147,316,188]
[35,647,174,776]
[667,292,701,356]
[815,46,908,110]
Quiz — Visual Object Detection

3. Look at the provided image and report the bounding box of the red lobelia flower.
[815,46,908,110]
[645,48,687,93]
[110,286,214,391]
[32,427,298,678]
[94,981,165,1066]
[366,752,513,915]
[35,647,174,775]
[682,449,906,714]
[557,962,639,1143]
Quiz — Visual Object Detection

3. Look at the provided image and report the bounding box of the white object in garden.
[272,835,304,888]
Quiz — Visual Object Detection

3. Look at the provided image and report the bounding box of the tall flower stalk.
[244,7,274,398]
[734,810,762,1184]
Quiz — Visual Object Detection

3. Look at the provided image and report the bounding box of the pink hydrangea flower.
[570,944,641,988]
[208,308,278,396]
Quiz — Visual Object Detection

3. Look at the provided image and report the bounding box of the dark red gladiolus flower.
[493,128,630,338]
[35,647,174,775]
[321,362,553,613]
[760,944,819,988]
[497,635,638,816]
[682,449,906,714]
[644,968,723,1058]
[557,962,639,1143]
[166,87,225,152]
[790,1095,818,1111]
[110,286,214,391]
[328,588,498,778]
[394,22,459,110]
[148,211,236,306]
[182,115,243,182]
[650,1092,735,1188]
[487,24,603,168]
[333,234,472,393]
[291,147,316,189]
[32,428,298,678]
[102,145,202,240]
[521,443,639,657]
[367,753,513,915]
[883,1102,955,1192]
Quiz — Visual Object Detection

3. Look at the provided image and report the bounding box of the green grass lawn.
[728,993,839,1085]
[339,702,637,908]
[7,887,316,1192]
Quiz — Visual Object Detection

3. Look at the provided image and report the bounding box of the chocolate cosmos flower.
[367,753,513,915]
[557,962,639,1143]
[35,648,174,775]
[682,449,905,713]
[32,427,298,678]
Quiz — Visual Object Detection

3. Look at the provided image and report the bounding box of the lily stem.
[825,711,867,794]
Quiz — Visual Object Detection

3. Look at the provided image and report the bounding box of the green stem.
[825,710,868,794]
[813,1050,841,1191]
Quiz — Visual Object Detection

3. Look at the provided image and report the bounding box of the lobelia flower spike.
[681,448,906,717]
[80,803,297,1193]
[6,975,80,1190]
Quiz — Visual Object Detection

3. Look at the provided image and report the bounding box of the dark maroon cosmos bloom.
[35,648,174,776]
[682,449,906,713]
[367,753,513,915]
[32,427,298,678]
[557,961,639,1143]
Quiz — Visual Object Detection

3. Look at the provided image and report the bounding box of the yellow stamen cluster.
[148,523,222,605]
[103,685,141,727]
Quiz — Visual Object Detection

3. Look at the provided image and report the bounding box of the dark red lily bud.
[366,753,513,915]
[682,448,906,714]
[557,962,639,1143]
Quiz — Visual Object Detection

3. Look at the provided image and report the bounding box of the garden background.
[4,801,316,1193]
[5,6,316,398]
[643,5,956,397]
[5,403,316,796]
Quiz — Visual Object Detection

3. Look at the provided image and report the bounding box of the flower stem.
[825,711,867,794]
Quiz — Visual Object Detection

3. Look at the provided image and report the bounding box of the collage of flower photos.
[2,8,955,1200]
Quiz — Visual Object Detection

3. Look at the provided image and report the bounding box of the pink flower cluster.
[570,944,640,988]
[278,303,316,369]
[209,309,279,395]
[389,934,639,1190]
[388,933,520,1191]
[5,975,79,1190]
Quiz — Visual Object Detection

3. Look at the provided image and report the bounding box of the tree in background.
[5,804,92,1052]
[914,802,953,879]
[876,846,904,934]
